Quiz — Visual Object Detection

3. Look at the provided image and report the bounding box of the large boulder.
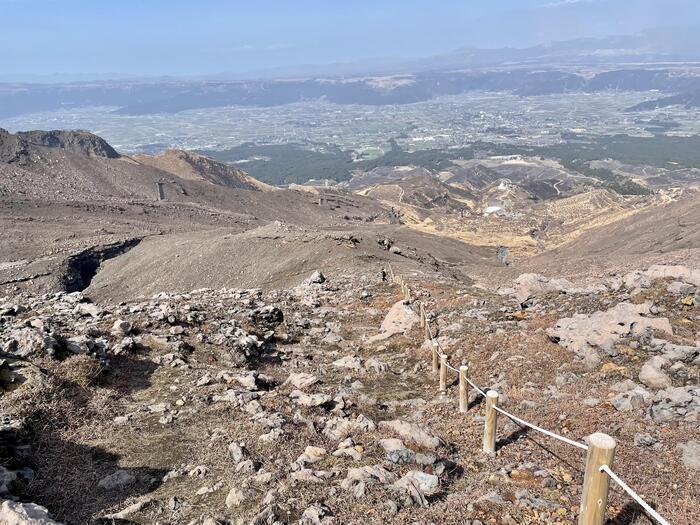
[368,300,419,342]
[507,273,606,307]
[648,386,700,423]
[0,500,62,524]
[678,441,700,470]
[378,419,443,451]
[2,328,58,358]
[513,273,572,306]
[618,265,700,294]
[639,356,672,390]
[547,301,672,367]
[392,470,440,507]
[644,265,700,286]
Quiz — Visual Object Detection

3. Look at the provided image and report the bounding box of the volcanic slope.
[0,129,498,301]
[85,222,498,303]
[519,190,700,279]
[0,129,390,296]
[132,149,276,191]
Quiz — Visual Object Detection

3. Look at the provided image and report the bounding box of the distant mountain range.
[3,67,700,119]
[3,30,700,118]
[401,29,700,73]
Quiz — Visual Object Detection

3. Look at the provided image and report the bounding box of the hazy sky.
[1,0,699,78]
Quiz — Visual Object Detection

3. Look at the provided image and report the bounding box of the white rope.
[600,465,671,525]
[425,304,488,398]
[493,405,589,451]
[466,377,487,397]
[428,327,459,375]
[409,279,672,521]
[422,290,587,451]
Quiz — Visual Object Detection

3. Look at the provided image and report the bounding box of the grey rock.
[667,281,695,295]
[299,503,332,525]
[378,438,415,464]
[678,441,700,470]
[285,372,319,390]
[331,355,363,372]
[634,433,657,447]
[378,419,443,450]
[392,470,439,507]
[515,489,562,510]
[236,459,258,473]
[228,442,247,462]
[513,273,574,306]
[365,357,389,373]
[639,356,672,389]
[547,301,672,363]
[340,465,397,496]
[98,469,136,491]
[289,390,332,407]
[74,303,101,318]
[611,387,649,412]
[368,300,419,342]
[249,504,281,525]
[2,328,57,358]
[307,271,326,284]
[111,319,132,336]
[0,466,17,495]
[295,446,327,466]
[0,500,62,525]
[661,342,699,363]
[648,386,700,423]
[322,415,376,441]
[225,485,256,508]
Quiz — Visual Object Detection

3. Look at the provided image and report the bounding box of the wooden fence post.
[578,433,616,525]
[419,302,426,328]
[432,341,439,374]
[482,390,499,454]
[439,354,448,393]
[459,365,469,413]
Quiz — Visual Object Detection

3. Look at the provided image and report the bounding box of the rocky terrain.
[0,129,698,524]
[1,264,698,525]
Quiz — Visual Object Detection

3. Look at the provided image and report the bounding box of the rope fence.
[389,268,673,525]
[493,406,589,451]
[600,465,671,525]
